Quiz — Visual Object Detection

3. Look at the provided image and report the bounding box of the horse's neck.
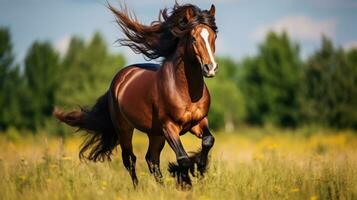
[160,51,204,102]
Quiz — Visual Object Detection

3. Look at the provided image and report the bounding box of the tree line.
[0,27,356,134]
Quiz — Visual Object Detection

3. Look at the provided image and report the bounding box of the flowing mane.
[108,3,217,60]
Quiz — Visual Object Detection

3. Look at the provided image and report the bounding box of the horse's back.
[111,62,160,99]
[110,63,160,87]
[129,63,160,71]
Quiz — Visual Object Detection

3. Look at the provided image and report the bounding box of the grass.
[0,127,357,200]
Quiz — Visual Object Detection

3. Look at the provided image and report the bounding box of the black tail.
[53,91,118,162]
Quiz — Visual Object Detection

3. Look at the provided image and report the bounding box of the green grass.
[1,128,357,200]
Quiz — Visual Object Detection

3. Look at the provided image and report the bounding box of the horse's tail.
[53,91,118,162]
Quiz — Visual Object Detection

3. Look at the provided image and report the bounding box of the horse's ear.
[209,4,216,16]
[186,7,194,21]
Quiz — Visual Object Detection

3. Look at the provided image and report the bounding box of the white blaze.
[200,28,217,71]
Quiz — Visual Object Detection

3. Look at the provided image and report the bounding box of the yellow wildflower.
[50,164,58,169]
[310,195,318,200]
[19,175,27,181]
[61,156,73,161]
[198,195,211,200]
[267,143,278,150]
[253,153,264,161]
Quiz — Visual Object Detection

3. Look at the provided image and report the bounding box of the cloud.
[55,35,71,55]
[343,40,357,50]
[253,15,336,42]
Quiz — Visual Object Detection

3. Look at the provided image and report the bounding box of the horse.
[54,3,218,189]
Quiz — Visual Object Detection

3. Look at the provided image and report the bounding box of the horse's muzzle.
[202,63,218,78]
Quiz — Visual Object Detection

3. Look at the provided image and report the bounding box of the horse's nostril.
[214,65,219,72]
[204,64,210,72]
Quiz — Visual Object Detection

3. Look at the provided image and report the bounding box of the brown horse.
[54,3,218,188]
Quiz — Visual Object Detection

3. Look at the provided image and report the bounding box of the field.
[1,128,357,200]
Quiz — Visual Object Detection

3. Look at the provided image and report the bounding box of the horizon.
[1,0,357,65]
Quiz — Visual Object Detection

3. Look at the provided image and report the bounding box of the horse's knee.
[202,135,215,149]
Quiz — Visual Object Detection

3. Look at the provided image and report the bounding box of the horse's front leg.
[163,121,192,188]
[190,118,215,176]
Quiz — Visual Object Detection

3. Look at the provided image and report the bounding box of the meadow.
[1,127,357,200]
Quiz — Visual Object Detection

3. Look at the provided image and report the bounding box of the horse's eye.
[192,37,196,44]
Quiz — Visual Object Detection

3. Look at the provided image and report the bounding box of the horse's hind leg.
[118,126,138,187]
[145,135,165,183]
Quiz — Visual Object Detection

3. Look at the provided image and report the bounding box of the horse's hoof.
[177,182,192,191]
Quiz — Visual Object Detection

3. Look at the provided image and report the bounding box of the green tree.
[0,27,14,130]
[301,37,357,129]
[0,28,13,85]
[206,57,245,131]
[344,49,357,128]
[0,27,28,130]
[56,32,126,108]
[24,41,61,130]
[238,32,302,127]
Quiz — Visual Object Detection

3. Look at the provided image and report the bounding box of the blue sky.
[1,0,357,64]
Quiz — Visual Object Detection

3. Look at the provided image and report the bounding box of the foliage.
[24,41,61,130]
[206,57,245,131]
[0,28,125,133]
[0,27,357,132]
[56,32,125,107]
[238,32,301,127]
[301,37,357,129]
[0,28,28,130]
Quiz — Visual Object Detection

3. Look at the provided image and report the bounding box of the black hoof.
[168,159,192,188]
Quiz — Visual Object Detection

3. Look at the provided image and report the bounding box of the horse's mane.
[108,3,217,60]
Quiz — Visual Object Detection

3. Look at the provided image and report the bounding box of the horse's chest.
[176,104,206,127]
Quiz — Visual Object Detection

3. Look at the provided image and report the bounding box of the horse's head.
[109,2,218,77]
[186,5,218,78]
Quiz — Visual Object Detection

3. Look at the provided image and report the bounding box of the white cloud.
[253,15,336,42]
[55,35,71,55]
[343,40,357,50]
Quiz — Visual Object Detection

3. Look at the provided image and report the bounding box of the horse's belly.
[119,92,153,132]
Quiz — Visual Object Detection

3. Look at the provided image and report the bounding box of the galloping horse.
[54,3,218,188]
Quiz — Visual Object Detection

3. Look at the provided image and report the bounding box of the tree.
[301,37,357,129]
[238,32,302,127]
[0,27,14,130]
[344,49,357,128]
[206,57,245,131]
[24,41,61,130]
[0,28,14,85]
[56,32,126,108]
[0,27,28,130]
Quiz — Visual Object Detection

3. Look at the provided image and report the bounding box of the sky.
[1,0,357,65]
